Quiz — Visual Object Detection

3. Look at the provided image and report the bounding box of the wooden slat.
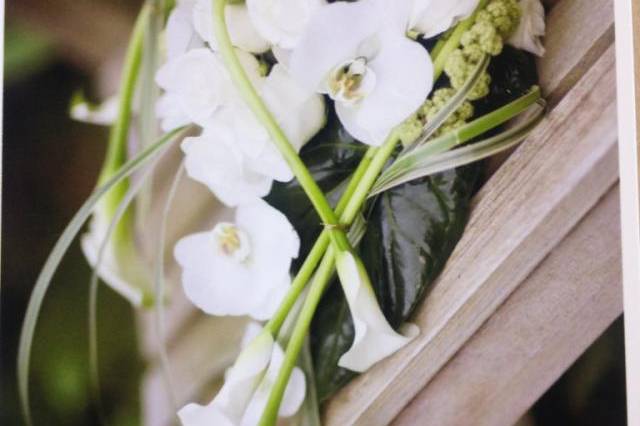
[538,0,614,106]
[613,0,640,423]
[393,186,622,426]
[324,44,619,426]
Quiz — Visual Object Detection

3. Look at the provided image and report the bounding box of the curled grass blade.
[17,127,188,425]
[374,87,543,192]
[88,151,167,424]
[405,54,490,154]
[370,100,546,195]
[153,162,185,415]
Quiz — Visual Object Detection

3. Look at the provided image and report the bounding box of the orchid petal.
[156,47,263,127]
[261,64,326,150]
[156,48,232,125]
[246,0,325,49]
[178,327,275,426]
[336,33,433,145]
[509,0,546,56]
[410,0,480,38]
[174,200,298,320]
[242,342,306,424]
[156,92,191,132]
[165,0,205,59]
[193,0,270,53]
[181,127,272,207]
[288,0,382,92]
[335,252,418,372]
[211,65,325,182]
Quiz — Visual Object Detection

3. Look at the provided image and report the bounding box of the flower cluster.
[67,0,546,424]
[163,0,546,424]
[445,0,522,100]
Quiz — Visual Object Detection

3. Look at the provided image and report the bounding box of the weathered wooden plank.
[538,0,614,106]
[614,0,640,423]
[324,44,619,426]
[393,186,622,426]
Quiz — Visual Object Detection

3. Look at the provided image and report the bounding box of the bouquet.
[18,0,547,424]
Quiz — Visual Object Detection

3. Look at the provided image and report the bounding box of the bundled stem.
[259,1,513,423]
[212,0,353,254]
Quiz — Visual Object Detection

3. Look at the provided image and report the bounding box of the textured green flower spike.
[445,0,522,100]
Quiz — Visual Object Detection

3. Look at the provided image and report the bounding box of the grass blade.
[405,54,490,154]
[375,87,543,192]
[370,101,545,195]
[153,162,185,415]
[88,153,166,424]
[17,126,188,425]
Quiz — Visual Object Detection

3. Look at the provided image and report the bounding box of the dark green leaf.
[267,105,367,266]
[310,166,479,400]
[267,45,538,402]
[267,104,480,400]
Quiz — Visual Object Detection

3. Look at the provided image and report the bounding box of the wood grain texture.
[393,186,623,426]
[324,44,619,426]
[538,0,614,106]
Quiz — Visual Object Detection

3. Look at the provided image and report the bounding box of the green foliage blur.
[3,24,143,426]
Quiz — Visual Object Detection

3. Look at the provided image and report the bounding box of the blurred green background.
[1,1,628,425]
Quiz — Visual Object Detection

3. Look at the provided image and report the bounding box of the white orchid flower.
[165,0,205,59]
[174,199,300,320]
[288,0,433,146]
[178,322,306,426]
[409,0,480,39]
[245,0,325,50]
[508,0,546,56]
[158,49,324,189]
[181,125,273,206]
[156,92,192,132]
[155,47,262,128]
[216,64,326,182]
[193,0,270,54]
[335,251,419,372]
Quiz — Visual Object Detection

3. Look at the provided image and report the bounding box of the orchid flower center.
[213,222,251,262]
[327,57,376,106]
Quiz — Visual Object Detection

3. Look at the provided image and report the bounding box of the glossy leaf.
[267,46,539,401]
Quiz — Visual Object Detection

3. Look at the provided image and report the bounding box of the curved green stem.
[259,135,400,425]
[265,147,378,335]
[212,0,351,252]
[260,248,337,426]
[257,7,484,418]
[99,3,150,208]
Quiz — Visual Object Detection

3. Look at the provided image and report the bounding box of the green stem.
[259,135,399,425]
[212,0,351,252]
[378,86,542,188]
[432,0,490,80]
[99,3,150,211]
[260,3,492,422]
[260,248,337,426]
[265,147,378,335]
